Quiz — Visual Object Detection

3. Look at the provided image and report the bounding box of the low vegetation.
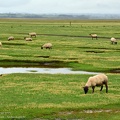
[0,19,120,119]
[0,73,120,119]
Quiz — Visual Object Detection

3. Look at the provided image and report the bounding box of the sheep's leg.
[100,85,103,91]
[105,84,108,93]
[92,86,95,93]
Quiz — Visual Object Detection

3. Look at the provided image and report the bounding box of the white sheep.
[41,43,52,49]
[24,37,32,41]
[110,37,117,44]
[29,32,37,38]
[0,42,2,47]
[83,74,108,94]
[89,34,97,40]
[8,36,14,41]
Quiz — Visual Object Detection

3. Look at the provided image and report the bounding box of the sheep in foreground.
[41,43,52,49]
[29,32,37,38]
[24,37,32,41]
[110,37,117,44]
[8,36,14,41]
[89,34,97,40]
[0,42,2,47]
[83,74,108,94]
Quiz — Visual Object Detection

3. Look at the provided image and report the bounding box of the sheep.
[110,37,117,44]
[24,37,32,41]
[0,42,2,47]
[28,32,37,38]
[89,34,97,40]
[41,43,52,49]
[8,36,14,41]
[83,74,108,94]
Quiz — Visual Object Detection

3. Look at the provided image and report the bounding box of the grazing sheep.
[29,32,37,38]
[89,34,97,40]
[0,42,2,47]
[83,74,108,94]
[41,43,52,49]
[110,37,117,44]
[24,37,32,41]
[8,36,14,41]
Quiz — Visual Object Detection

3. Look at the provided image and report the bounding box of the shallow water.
[0,67,100,75]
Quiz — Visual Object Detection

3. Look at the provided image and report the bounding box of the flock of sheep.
[8,32,37,41]
[0,32,52,49]
[0,33,118,48]
[90,34,117,44]
[0,32,118,94]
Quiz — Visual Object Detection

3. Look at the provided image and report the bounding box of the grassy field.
[0,19,120,119]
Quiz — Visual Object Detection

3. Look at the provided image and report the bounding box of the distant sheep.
[29,32,37,38]
[89,34,97,40]
[83,74,108,94]
[24,37,32,41]
[110,37,117,44]
[0,42,2,47]
[8,36,14,41]
[41,43,52,49]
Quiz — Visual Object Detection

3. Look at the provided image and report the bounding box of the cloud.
[27,0,120,14]
[0,0,119,14]
[0,0,31,7]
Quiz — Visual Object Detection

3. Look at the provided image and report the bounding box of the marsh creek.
[0,67,100,75]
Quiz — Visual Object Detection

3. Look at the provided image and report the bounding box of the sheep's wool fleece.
[0,42,2,46]
[91,34,97,36]
[111,37,116,41]
[43,43,52,47]
[85,74,108,87]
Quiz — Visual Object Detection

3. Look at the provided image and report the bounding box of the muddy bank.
[0,59,67,68]
[110,69,120,73]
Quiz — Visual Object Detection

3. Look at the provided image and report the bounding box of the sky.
[0,0,119,14]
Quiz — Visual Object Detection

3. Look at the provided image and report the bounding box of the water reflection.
[0,67,100,75]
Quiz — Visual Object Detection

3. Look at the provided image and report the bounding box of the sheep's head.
[24,37,26,39]
[83,86,89,94]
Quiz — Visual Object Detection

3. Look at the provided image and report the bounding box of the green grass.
[0,73,120,119]
[0,19,120,119]
[0,19,120,72]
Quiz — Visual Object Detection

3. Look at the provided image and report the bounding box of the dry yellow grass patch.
[2,82,21,88]
[47,83,73,95]
[19,101,110,109]
[47,87,73,95]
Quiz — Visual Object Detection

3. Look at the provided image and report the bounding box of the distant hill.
[0,13,120,19]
